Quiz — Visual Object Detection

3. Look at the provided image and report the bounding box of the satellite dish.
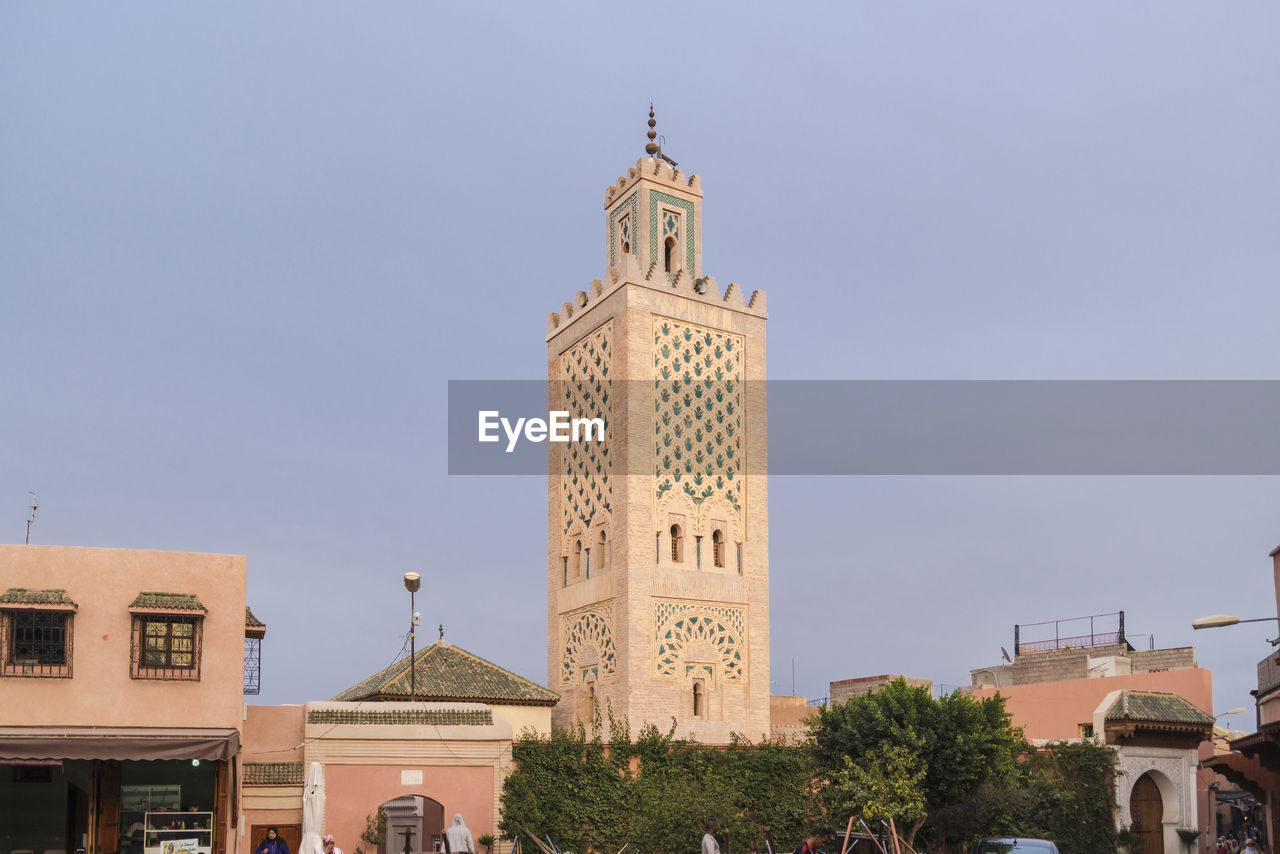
[1001,646,1012,663]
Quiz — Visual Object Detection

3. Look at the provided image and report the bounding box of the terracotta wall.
[0,545,246,730]
[323,765,495,853]
[971,667,1214,741]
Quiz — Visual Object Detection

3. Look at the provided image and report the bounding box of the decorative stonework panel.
[608,192,638,270]
[649,190,695,275]
[1114,748,1192,828]
[653,600,745,682]
[653,318,744,530]
[560,322,612,541]
[561,604,617,685]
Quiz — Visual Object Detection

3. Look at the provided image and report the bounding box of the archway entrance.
[1130,773,1165,854]
[372,795,445,854]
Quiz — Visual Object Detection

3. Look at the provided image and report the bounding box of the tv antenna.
[1000,646,1012,663]
[26,491,38,545]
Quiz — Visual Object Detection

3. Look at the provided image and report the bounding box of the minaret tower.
[545,109,770,742]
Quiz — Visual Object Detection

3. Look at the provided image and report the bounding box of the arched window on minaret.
[692,681,704,718]
[597,529,608,572]
[712,529,725,568]
[664,237,677,273]
[670,524,684,563]
[572,539,582,579]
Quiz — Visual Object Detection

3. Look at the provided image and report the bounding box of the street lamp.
[1191,614,1280,645]
[404,572,422,698]
[1216,707,1247,719]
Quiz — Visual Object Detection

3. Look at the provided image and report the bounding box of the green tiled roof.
[245,606,265,627]
[307,708,493,727]
[0,588,77,607]
[243,762,304,786]
[332,642,560,706]
[1105,690,1214,725]
[129,592,207,612]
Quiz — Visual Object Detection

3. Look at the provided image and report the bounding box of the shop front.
[0,728,239,854]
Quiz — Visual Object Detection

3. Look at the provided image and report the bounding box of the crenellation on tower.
[547,113,770,743]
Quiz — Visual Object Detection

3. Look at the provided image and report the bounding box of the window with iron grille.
[131,615,202,680]
[1,609,73,677]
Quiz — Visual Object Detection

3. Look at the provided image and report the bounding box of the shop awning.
[0,727,239,761]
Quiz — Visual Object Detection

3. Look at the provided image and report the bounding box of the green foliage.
[832,743,926,827]
[477,834,495,854]
[362,808,388,848]
[811,680,1021,844]
[929,739,1119,854]
[500,705,817,854]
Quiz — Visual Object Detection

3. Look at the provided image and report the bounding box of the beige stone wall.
[547,160,769,743]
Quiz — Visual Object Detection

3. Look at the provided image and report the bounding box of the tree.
[832,743,926,833]
[810,680,1022,846]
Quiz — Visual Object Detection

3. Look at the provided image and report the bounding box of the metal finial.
[645,104,658,155]
[438,623,444,641]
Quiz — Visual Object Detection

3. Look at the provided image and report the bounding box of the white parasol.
[299,762,326,854]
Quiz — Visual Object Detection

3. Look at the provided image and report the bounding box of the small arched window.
[664,237,677,273]
[572,539,582,579]
[712,530,725,568]
[597,529,608,571]
[692,681,704,718]
[670,524,683,563]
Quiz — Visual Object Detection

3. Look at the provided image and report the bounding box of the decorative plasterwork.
[1113,747,1193,828]
[649,190,695,276]
[653,318,744,532]
[608,192,638,271]
[561,603,617,685]
[560,321,612,545]
[653,600,745,682]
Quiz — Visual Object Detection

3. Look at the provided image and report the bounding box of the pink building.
[0,545,261,854]
[971,618,1215,854]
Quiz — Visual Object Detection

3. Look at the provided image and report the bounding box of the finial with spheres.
[645,104,659,156]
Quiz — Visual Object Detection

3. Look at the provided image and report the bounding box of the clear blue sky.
[3,3,1278,730]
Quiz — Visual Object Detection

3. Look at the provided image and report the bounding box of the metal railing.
[1015,610,1126,655]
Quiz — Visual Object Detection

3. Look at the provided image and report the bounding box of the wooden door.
[1130,773,1164,854]
[93,762,123,854]
[250,825,302,854]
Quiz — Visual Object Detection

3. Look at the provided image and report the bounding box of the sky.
[2,3,1279,732]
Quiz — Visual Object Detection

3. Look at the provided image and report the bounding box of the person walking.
[702,820,721,854]
[793,828,831,854]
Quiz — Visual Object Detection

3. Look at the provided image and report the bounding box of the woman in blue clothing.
[257,827,291,854]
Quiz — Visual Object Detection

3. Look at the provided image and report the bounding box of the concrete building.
[970,620,1215,854]
[545,113,771,742]
[829,674,933,706]
[0,545,257,854]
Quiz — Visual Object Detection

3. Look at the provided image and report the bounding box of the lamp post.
[404,572,422,698]
[1191,614,1280,646]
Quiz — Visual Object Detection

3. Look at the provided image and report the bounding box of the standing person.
[1245,840,1262,854]
[258,827,292,854]
[322,835,343,854]
[793,828,831,854]
[445,815,475,854]
[703,820,721,854]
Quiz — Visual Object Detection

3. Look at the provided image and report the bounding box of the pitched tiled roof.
[1105,690,1214,725]
[243,762,304,786]
[245,606,265,628]
[332,642,560,706]
[0,588,77,607]
[129,592,207,612]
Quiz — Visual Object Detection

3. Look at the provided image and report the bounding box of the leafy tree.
[832,743,926,830]
[810,680,1021,846]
